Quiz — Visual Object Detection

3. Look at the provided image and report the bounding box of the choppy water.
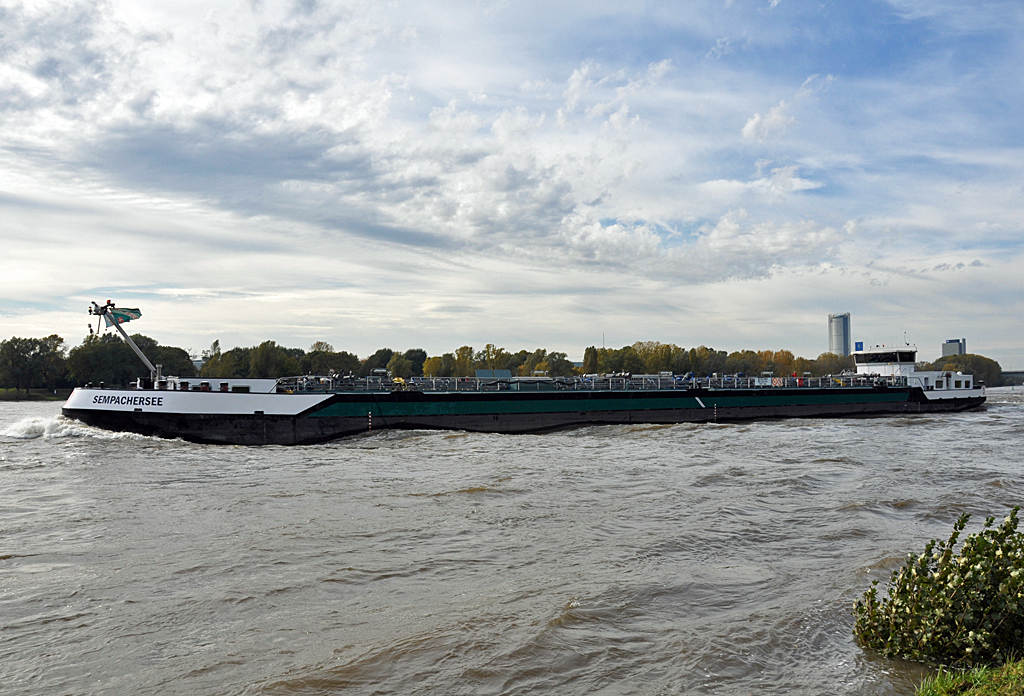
[2,389,1023,695]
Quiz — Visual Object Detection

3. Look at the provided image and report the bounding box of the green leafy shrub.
[854,507,1024,666]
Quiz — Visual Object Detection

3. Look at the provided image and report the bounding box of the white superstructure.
[63,385,331,417]
[852,344,984,401]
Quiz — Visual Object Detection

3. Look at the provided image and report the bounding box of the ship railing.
[272,373,909,393]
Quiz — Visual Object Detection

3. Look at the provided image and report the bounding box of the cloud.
[706,38,734,60]
[556,62,593,126]
[883,0,1022,33]
[742,100,794,140]
[741,73,834,141]
[679,209,843,280]
[0,0,1022,366]
[699,165,823,202]
[586,60,672,120]
[797,73,834,98]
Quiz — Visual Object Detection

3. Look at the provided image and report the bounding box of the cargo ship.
[61,302,986,445]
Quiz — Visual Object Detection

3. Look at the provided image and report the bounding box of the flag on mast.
[102,308,142,327]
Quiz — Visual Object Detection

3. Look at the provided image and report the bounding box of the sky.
[1,0,1022,366]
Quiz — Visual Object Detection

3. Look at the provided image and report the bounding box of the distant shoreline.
[0,388,74,402]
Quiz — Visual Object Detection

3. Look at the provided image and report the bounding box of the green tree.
[223,347,252,377]
[200,340,236,378]
[386,352,414,378]
[621,347,646,375]
[300,342,359,375]
[403,348,428,376]
[0,335,67,394]
[725,350,761,375]
[130,334,195,377]
[360,348,394,376]
[67,334,138,386]
[506,349,530,375]
[596,347,624,374]
[670,348,692,375]
[37,335,68,388]
[202,351,238,378]
[66,333,195,386]
[249,341,298,378]
[582,346,599,374]
[689,346,727,376]
[545,351,575,377]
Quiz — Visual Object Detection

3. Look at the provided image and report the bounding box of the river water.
[1,388,1022,695]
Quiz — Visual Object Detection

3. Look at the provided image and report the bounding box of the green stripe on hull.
[309,390,910,419]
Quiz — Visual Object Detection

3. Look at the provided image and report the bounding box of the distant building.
[828,313,852,357]
[942,338,967,357]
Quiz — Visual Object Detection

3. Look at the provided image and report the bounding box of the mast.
[90,301,158,380]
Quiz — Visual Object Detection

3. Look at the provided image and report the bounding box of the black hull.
[62,388,986,446]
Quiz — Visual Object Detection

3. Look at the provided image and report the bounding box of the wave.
[0,416,148,441]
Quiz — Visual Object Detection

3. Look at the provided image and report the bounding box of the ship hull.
[62,386,986,446]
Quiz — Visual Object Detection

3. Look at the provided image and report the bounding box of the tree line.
[0,332,1008,391]
[0,333,196,393]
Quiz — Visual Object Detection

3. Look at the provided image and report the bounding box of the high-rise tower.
[828,313,851,357]
[942,338,967,357]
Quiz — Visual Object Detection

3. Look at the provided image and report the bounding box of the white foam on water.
[1,415,148,441]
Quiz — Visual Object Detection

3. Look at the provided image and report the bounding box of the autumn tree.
[421,356,442,377]
[422,353,456,377]
[476,344,511,370]
[770,349,796,376]
[453,346,475,377]
[813,352,854,376]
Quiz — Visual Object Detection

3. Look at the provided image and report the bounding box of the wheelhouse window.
[854,351,917,364]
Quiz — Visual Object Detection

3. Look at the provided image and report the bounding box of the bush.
[854,508,1024,667]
